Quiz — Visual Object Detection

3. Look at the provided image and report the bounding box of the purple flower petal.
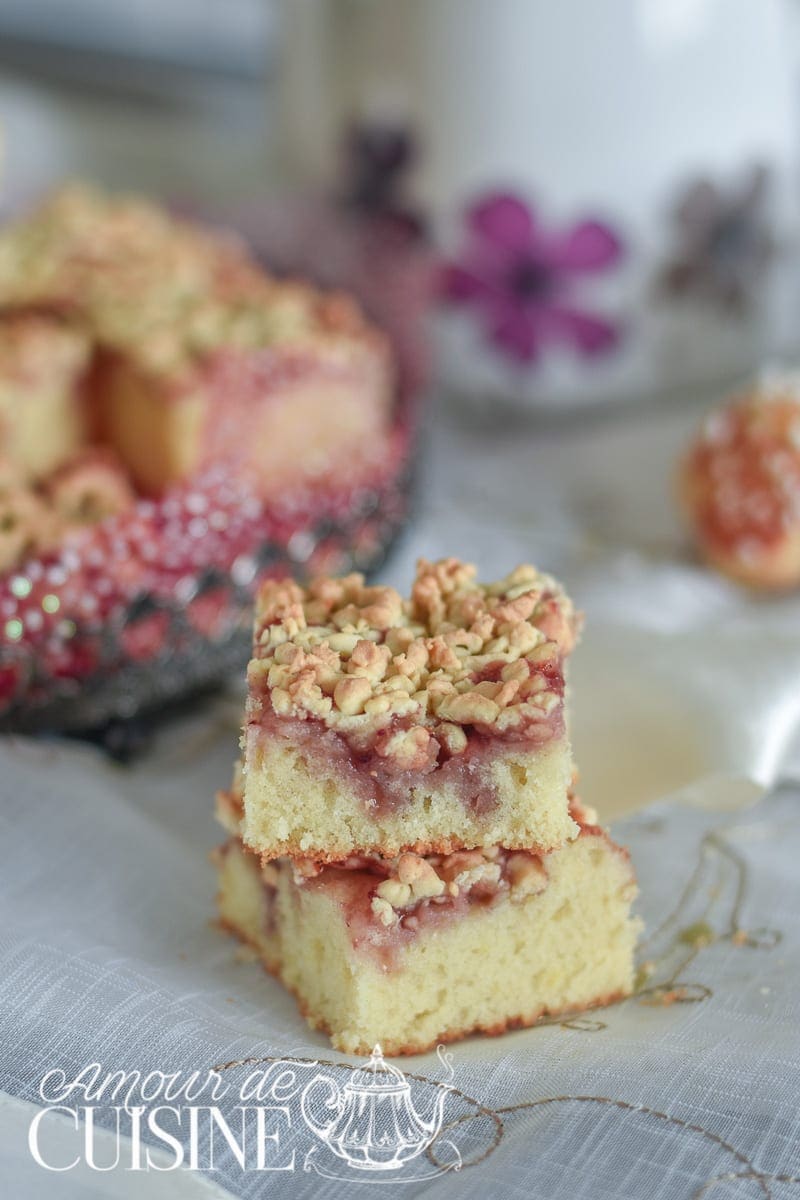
[553,220,623,272]
[442,189,624,367]
[545,306,621,356]
[440,263,485,303]
[488,308,541,364]
[467,193,536,252]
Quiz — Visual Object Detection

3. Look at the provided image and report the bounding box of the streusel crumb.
[249,558,579,762]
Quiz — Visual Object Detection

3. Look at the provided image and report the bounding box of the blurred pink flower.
[442,192,623,365]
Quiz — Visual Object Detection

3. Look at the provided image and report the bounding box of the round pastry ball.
[681,376,800,589]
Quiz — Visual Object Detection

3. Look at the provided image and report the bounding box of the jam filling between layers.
[247,654,566,816]
[232,801,612,972]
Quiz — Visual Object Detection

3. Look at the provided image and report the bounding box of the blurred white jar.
[280,0,799,413]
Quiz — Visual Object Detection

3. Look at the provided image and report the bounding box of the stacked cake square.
[216,558,639,1054]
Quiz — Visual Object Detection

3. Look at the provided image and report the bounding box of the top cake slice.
[241,557,581,861]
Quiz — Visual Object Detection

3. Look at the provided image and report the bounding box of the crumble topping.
[0,183,385,379]
[280,794,599,931]
[0,448,134,570]
[0,470,60,569]
[46,450,135,524]
[248,558,578,762]
[291,844,550,928]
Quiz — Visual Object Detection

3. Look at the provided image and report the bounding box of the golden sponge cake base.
[217,830,639,1056]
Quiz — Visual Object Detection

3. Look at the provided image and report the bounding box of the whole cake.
[216,558,640,1054]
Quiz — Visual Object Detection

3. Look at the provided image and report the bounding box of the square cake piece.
[216,799,640,1056]
[97,343,393,501]
[94,281,394,500]
[240,559,582,861]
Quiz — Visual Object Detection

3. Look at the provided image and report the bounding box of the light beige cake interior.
[241,732,577,859]
[97,351,392,498]
[0,315,90,480]
[217,826,640,1056]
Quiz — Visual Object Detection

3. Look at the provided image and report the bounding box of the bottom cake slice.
[216,803,640,1056]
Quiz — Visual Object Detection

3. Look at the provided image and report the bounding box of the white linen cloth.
[2,397,800,1199]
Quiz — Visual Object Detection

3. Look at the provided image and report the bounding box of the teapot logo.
[300,1044,455,1174]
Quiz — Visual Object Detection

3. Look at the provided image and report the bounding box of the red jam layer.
[292,860,491,970]
[284,843,553,971]
[247,689,565,817]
